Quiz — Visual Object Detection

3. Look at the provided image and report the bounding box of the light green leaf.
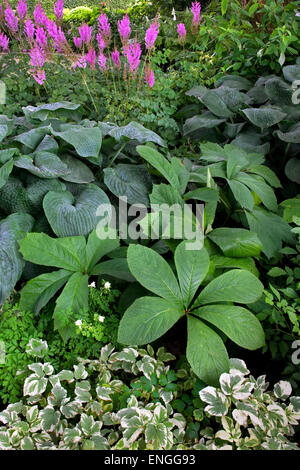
[85,228,119,272]
[228,179,254,210]
[208,228,263,257]
[0,159,13,189]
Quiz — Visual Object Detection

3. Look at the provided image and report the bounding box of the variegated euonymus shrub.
[0,343,299,451]
[196,359,300,450]
[118,240,265,385]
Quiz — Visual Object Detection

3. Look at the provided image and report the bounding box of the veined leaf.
[208,228,263,257]
[85,228,119,272]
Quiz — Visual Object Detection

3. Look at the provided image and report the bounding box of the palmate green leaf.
[280,198,300,223]
[85,228,119,273]
[19,269,72,315]
[118,296,183,345]
[228,179,254,210]
[54,272,89,341]
[194,304,265,350]
[51,125,102,158]
[91,258,135,282]
[242,107,287,128]
[187,316,229,386]
[236,173,277,212]
[14,152,70,179]
[248,165,281,188]
[127,244,182,304]
[211,255,259,277]
[137,146,181,193]
[19,233,86,271]
[43,184,110,237]
[104,164,152,206]
[193,269,263,307]
[208,228,263,257]
[174,241,209,306]
[150,184,183,206]
[0,159,13,189]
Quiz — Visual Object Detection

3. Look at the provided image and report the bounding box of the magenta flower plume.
[30,46,46,68]
[0,32,9,51]
[127,40,141,72]
[78,23,92,45]
[144,67,155,88]
[17,0,27,21]
[145,20,159,50]
[98,52,107,71]
[191,1,201,23]
[98,13,111,41]
[33,69,45,85]
[72,57,87,70]
[24,18,35,41]
[96,32,106,51]
[111,49,121,69]
[177,23,186,44]
[85,48,96,69]
[5,6,18,33]
[118,13,130,41]
[33,3,47,26]
[36,26,47,48]
[73,36,82,48]
[54,0,64,21]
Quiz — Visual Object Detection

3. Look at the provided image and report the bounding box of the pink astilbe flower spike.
[98,52,107,71]
[33,69,45,85]
[127,40,141,72]
[177,23,186,44]
[191,1,203,33]
[72,56,87,70]
[24,18,35,41]
[73,36,82,48]
[111,49,121,69]
[0,32,9,51]
[5,6,18,33]
[30,46,46,68]
[145,20,159,50]
[118,13,130,41]
[36,26,47,49]
[54,0,64,21]
[78,23,92,45]
[96,32,106,51]
[144,67,155,88]
[98,13,111,43]
[33,3,48,27]
[85,48,96,69]
[17,0,27,21]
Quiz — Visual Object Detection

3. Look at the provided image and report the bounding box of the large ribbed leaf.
[14,152,70,179]
[108,121,166,147]
[285,158,300,184]
[183,113,226,137]
[13,127,50,150]
[0,159,13,189]
[127,244,182,304]
[193,269,263,307]
[283,65,300,83]
[19,233,86,271]
[242,107,287,128]
[118,296,183,345]
[276,123,300,143]
[104,164,152,206]
[51,125,102,158]
[174,241,209,306]
[23,102,81,122]
[59,154,95,183]
[19,269,72,315]
[194,304,265,350]
[43,184,110,237]
[208,228,263,257]
[0,177,31,214]
[187,316,229,386]
[0,213,34,304]
[265,78,293,106]
[25,176,66,213]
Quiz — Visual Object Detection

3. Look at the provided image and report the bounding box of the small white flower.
[104,281,111,290]
[89,281,96,288]
[98,315,105,323]
[75,319,83,329]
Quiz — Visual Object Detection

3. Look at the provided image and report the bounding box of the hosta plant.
[118,240,265,385]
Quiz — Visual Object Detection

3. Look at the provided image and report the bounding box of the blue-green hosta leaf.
[175,241,209,306]
[215,75,252,91]
[14,152,70,179]
[231,132,270,155]
[108,121,166,147]
[0,213,34,304]
[59,154,95,183]
[183,113,226,137]
[208,228,263,257]
[187,316,229,386]
[43,184,110,237]
[35,135,59,153]
[51,125,102,158]
[127,244,182,303]
[283,64,300,83]
[104,164,152,206]
[214,86,251,112]
[245,207,294,259]
[285,157,300,184]
[19,269,72,315]
[242,107,287,128]
[0,148,19,164]
[198,89,234,118]
[236,173,277,212]
[193,269,263,307]
[19,232,86,271]
[0,159,13,189]
[13,126,50,150]
[265,78,293,106]
[228,179,255,210]
[0,124,8,143]
[194,304,265,350]
[118,296,183,345]
[23,102,81,122]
